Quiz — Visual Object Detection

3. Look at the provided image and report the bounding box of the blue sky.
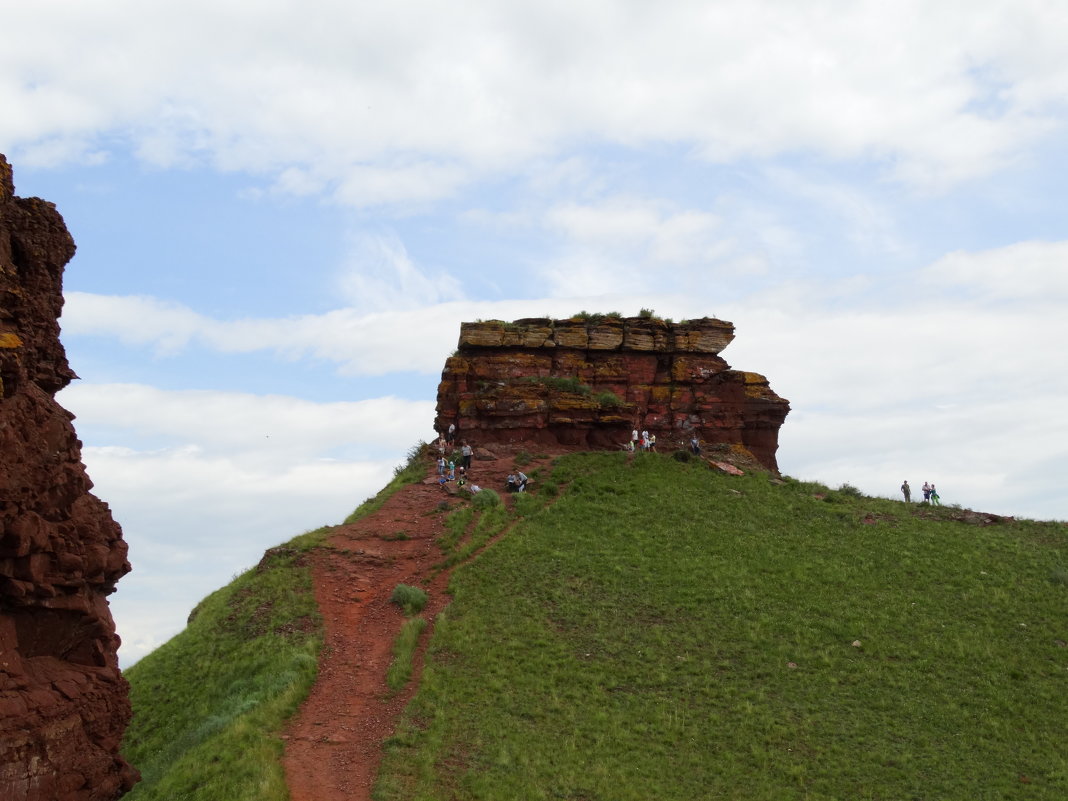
[4,0,1067,664]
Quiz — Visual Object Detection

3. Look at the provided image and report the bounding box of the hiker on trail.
[436,436,447,455]
[901,480,911,502]
[448,460,456,481]
[690,434,700,455]
[437,455,446,476]
[649,433,656,452]
[922,481,932,503]
[461,442,473,471]
[641,430,650,451]
[930,484,941,506]
[446,423,456,444]
[506,472,518,492]
[632,429,639,449]
[516,471,529,492]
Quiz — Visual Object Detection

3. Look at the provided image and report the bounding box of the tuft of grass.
[386,617,428,692]
[377,451,1068,801]
[521,375,592,395]
[344,441,428,524]
[471,488,501,509]
[390,584,429,616]
[595,390,625,408]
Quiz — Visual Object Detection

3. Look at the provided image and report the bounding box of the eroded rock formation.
[0,156,138,800]
[435,315,790,471]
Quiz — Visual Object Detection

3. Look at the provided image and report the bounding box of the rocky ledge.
[434,315,790,471]
[1,155,138,800]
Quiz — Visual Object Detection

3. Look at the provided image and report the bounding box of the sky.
[3,0,1067,665]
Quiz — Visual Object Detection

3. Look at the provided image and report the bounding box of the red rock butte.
[434,315,790,471]
[1,155,137,800]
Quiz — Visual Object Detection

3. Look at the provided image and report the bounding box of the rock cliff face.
[0,156,138,800]
[434,315,790,471]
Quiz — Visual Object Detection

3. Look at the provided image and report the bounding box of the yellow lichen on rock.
[0,332,24,348]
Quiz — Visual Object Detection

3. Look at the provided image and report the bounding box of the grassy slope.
[121,450,428,801]
[375,452,1068,800]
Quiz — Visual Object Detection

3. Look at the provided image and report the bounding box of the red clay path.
[281,447,556,801]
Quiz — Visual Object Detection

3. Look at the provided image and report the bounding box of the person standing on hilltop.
[930,484,941,505]
[446,422,456,445]
[922,481,932,503]
[901,480,911,502]
[461,441,473,471]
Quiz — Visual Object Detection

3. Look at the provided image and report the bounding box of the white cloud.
[336,231,465,312]
[6,1,1068,200]
[61,383,436,665]
[59,382,435,461]
[924,241,1068,302]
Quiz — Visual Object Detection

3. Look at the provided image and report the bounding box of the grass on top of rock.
[375,451,1068,801]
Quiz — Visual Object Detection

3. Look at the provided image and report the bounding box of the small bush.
[672,449,693,463]
[390,584,429,616]
[514,450,533,466]
[595,391,624,408]
[638,307,656,318]
[523,376,592,395]
[838,483,864,498]
[471,488,502,509]
[393,442,427,479]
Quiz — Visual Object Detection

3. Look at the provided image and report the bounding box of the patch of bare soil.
[281,448,557,801]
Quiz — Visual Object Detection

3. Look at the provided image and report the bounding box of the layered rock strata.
[0,155,138,800]
[434,315,790,471]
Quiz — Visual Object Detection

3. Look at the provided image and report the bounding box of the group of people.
[900,480,941,505]
[626,429,657,452]
[505,471,529,493]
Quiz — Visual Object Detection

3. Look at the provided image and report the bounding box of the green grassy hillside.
[375,452,1067,800]
[122,449,1067,800]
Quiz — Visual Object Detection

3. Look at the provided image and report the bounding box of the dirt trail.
[282,448,555,801]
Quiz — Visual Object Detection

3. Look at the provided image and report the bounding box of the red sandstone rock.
[0,155,138,800]
[435,315,789,471]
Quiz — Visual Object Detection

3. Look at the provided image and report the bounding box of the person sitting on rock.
[516,471,529,492]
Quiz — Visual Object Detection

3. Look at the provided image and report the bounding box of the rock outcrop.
[434,315,790,471]
[0,156,138,800]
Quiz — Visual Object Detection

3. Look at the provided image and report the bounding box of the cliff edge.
[0,156,138,800]
[434,315,789,471]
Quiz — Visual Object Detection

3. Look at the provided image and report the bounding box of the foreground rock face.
[435,316,790,471]
[0,156,138,800]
